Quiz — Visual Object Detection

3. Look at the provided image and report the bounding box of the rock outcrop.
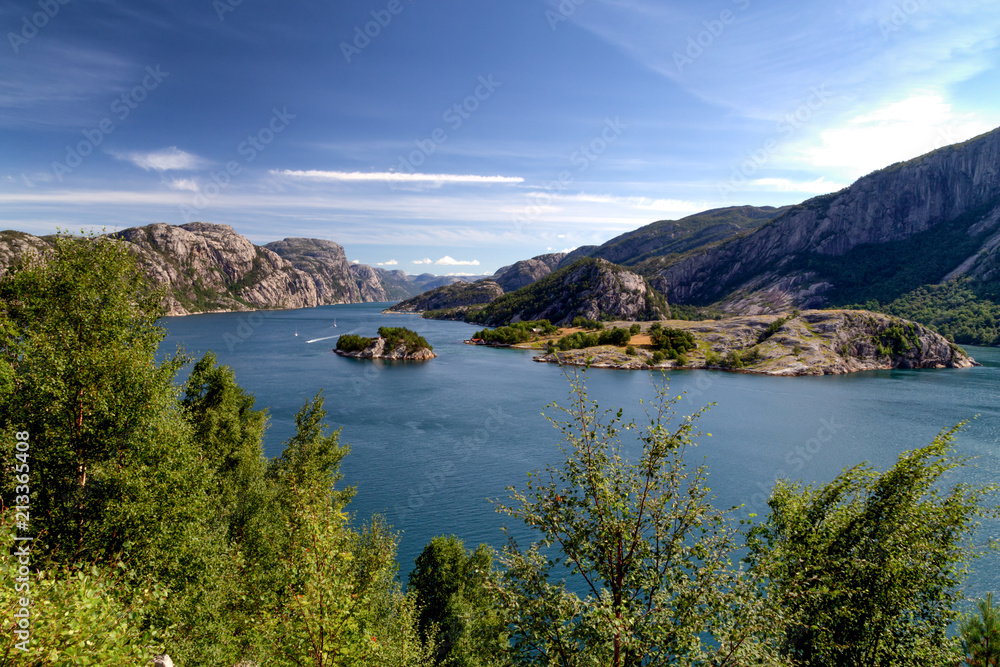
[530,310,976,376]
[264,238,363,304]
[473,258,669,326]
[334,336,437,361]
[114,223,321,316]
[493,253,566,291]
[386,280,504,313]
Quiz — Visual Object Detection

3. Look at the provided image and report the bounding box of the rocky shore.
[525,310,977,376]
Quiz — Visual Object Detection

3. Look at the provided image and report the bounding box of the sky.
[2,0,1000,275]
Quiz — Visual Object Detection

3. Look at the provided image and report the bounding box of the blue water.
[161,303,1000,595]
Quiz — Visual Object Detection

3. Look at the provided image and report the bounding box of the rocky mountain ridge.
[0,223,480,316]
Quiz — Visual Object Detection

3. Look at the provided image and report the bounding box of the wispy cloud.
[118,147,209,171]
[272,170,524,184]
[377,259,398,266]
[167,178,200,192]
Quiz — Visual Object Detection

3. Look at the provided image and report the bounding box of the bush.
[757,317,789,343]
[378,327,432,354]
[651,351,666,365]
[571,316,603,330]
[704,350,722,366]
[721,347,762,369]
[625,345,636,356]
[473,320,557,345]
[650,327,696,358]
[557,331,601,351]
[336,334,375,353]
[597,327,631,346]
[629,323,641,335]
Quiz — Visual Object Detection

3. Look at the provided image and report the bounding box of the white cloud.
[377,259,398,266]
[119,147,209,172]
[788,92,998,178]
[272,170,524,185]
[413,258,433,264]
[436,256,480,266]
[167,178,199,192]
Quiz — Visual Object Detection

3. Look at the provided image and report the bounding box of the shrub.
[651,351,665,365]
[650,327,696,358]
[625,345,636,356]
[629,323,641,335]
[336,334,375,353]
[378,327,433,354]
[597,327,631,347]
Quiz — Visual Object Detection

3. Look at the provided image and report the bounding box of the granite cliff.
[386,280,505,313]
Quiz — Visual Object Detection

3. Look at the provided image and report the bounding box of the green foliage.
[856,278,1000,346]
[649,326,696,358]
[668,303,727,321]
[597,327,631,346]
[792,344,803,356]
[556,332,601,351]
[650,350,665,365]
[473,320,557,345]
[495,374,784,666]
[336,333,375,353]
[748,426,997,666]
[378,326,433,354]
[704,349,723,366]
[0,523,168,665]
[408,536,506,666]
[721,347,762,369]
[961,593,1000,666]
[571,316,604,330]
[873,322,919,357]
[625,345,636,356]
[757,316,790,343]
[628,323,641,335]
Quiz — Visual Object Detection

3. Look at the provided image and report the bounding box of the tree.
[961,593,1000,666]
[495,371,784,667]
[408,535,506,666]
[0,232,182,561]
[748,425,997,667]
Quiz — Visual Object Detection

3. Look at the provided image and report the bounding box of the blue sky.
[2,0,999,275]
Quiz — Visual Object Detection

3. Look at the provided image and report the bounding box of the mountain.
[493,253,566,291]
[467,258,668,326]
[643,128,1000,313]
[387,280,505,313]
[263,238,363,303]
[582,205,789,267]
[0,223,488,316]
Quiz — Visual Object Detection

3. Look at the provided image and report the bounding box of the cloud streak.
[272,170,524,184]
[119,147,209,171]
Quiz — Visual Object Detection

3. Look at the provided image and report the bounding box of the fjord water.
[162,303,1000,595]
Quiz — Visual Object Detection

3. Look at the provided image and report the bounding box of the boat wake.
[306,335,340,344]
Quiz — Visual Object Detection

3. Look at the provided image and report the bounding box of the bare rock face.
[0,230,51,276]
[350,264,390,301]
[264,238,363,304]
[476,258,668,326]
[387,280,504,313]
[650,127,1000,308]
[113,223,320,316]
[494,253,566,291]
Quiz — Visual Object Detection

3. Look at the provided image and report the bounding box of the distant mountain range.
[4,127,1000,342]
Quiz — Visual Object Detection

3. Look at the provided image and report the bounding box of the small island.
[335,326,437,361]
